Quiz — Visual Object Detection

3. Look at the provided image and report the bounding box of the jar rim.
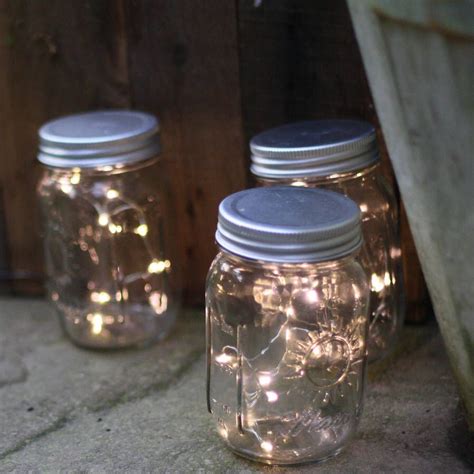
[250,119,379,179]
[37,110,161,168]
[216,186,362,263]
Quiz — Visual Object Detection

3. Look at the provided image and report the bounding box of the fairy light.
[370,273,385,293]
[149,291,168,315]
[60,183,73,195]
[359,203,368,213]
[306,289,319,304]
[290,180,308,187]
[70,172,81,185]
[108,223,122,234]
[98,213,109,227]
[148,259,171,274]
[106,189,119,199]
[260,441,273,453]
[88,312,104,335]
[90,291,111,304]
[258,373,272,387]
[215,352,234,365]
[266,391,279,403]
[384,271,391,287]
[135,224,148,236]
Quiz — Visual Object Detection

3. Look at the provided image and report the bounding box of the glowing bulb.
[106,189,119,199]
[258,373,272,387]
[290,180,307,187]
[266,391,279,403]
[135,224,148,237]
[70,173,81,185]
[359,203,368,213]
[306,289,319,304]
[261,441,273,453]
[370,273,385,293]
[149,291,168,315]
[108,223,122,234]
[90,291,111,304]
[148,259,171,274]
[98,213,109,227]
[60,183,73,195]
[384,271,391,287]
[215,352,234,365]
[90,313,103,335]
[391,247,402,258]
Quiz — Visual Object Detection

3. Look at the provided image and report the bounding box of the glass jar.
[206,187,369,465]
[37,110,178,349]
[250,120,404,362]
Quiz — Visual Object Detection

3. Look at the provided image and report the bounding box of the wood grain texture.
[124,0,247,303]
[0,0,429,313]
[0,0,247,302]
[0,0,131,293]
[238,0,430,321]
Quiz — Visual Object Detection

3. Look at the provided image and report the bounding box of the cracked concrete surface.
[0,298,472,472]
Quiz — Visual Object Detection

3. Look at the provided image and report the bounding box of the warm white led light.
[260,441,273,453]
[135,224,148,237]
[370,273,385,293]
[106,189,119,199]
[258,373,272,387]
[90,291,111,304]
[108,223,122,234]
[148,259,171,274]
[266,391,279,403]
[90,313,103,335]
[98,213,109,227]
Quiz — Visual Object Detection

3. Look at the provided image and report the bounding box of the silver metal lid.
[38,110,160,168]
[250,120,379,179]
[216,186,362,263]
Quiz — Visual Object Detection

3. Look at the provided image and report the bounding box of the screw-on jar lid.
[250,120,378,179]
[216,186,362,263]
[38,110,160,168]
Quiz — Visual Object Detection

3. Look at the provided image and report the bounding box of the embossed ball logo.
[303,335,352,388]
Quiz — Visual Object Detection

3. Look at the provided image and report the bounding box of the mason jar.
[206,186,369,465]
[250,120,404,362]
[37,110,179,349]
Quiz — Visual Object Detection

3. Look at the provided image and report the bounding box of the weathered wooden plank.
[125,0,247,304]
[238,0,430,322]
[0,0,131,293]
[348,0,474,427]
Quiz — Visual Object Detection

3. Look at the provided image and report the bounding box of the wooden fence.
[0,0,430,317]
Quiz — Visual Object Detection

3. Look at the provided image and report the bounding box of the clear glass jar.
[206,187,370,465]
[251,120,404,362]
[37,111,178,349]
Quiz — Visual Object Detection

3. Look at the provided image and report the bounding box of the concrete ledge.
[0,298,472,472]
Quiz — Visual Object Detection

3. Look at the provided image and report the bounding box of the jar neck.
[256,162,380,187]
[40,156,159,177]
[218,247,360,272]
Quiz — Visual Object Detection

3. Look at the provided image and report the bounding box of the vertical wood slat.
[238,0,430,322]
[124,0,247,303]
[0,0,131,293]
[0,0,247,302]
[0,0,429,312]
